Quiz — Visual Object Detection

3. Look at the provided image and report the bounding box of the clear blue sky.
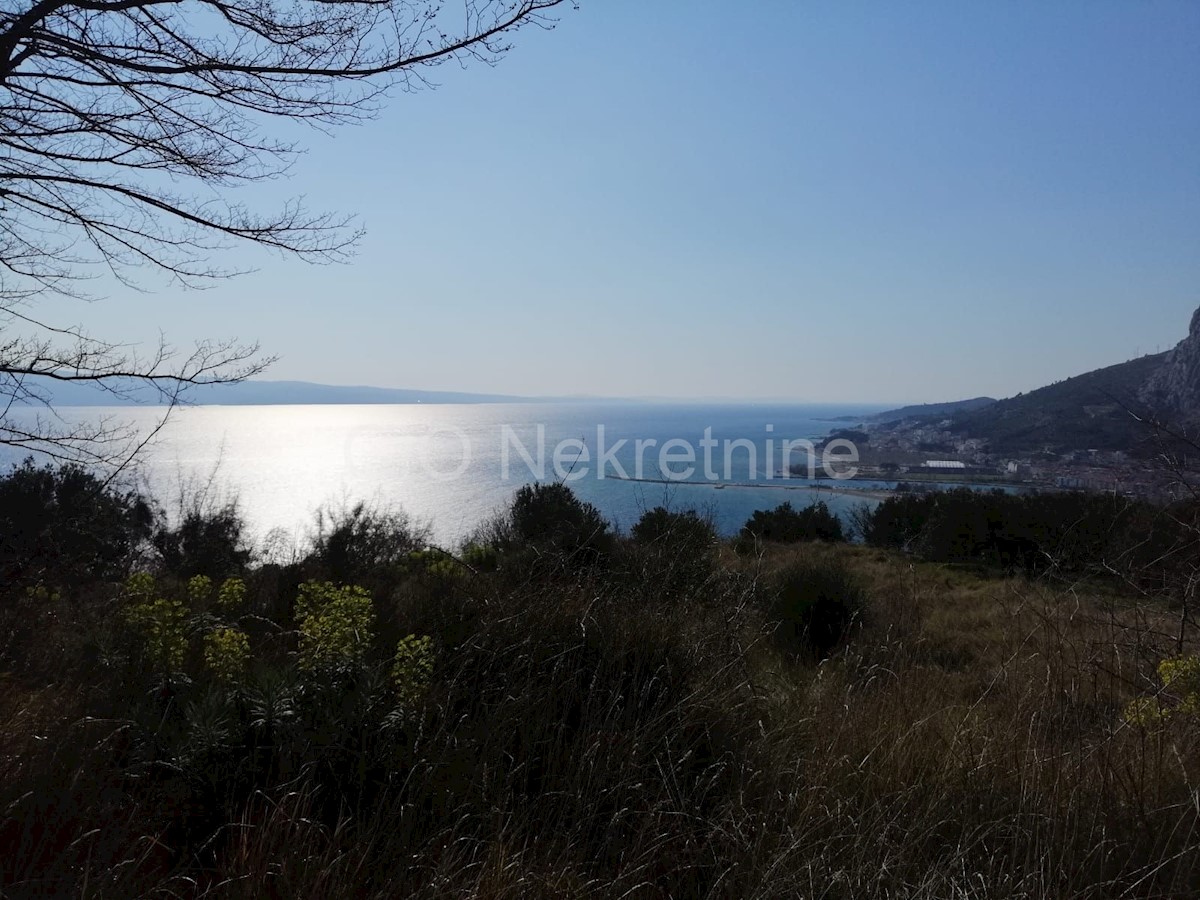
[62,1,1200,403]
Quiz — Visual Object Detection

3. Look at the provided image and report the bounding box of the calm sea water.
[8,402,895,545]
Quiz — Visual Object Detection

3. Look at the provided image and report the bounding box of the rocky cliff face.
[1140,306,1200,422]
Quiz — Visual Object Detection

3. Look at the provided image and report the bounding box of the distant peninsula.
[15,378,547,407]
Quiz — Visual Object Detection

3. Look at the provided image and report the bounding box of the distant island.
[16,378,571,407]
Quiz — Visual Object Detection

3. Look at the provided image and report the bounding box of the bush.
[855,488,1198,583]
[309,501,429,583]
[740,500,845,547]
[0,458,153,591]
[511,482,608,543]
[460,542,499,572]
[153,503,251,579]
[630,506,716,552]
[484,482,613,568]
[768,558,866,656]
[628,506,719,601]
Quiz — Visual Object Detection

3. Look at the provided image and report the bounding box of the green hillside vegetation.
[1,464,1199,897]
[868,396,997,424]
[949,352,1168,454]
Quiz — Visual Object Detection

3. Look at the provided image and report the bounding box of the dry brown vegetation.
[1,484,1198,898]
[739,544,1199,898]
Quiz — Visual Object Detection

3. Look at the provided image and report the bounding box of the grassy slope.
[2,541,1198,898]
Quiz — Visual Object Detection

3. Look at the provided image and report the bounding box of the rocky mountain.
[1140,307,1200,423]
[948,352,1166,454]
[864,305,1200,456]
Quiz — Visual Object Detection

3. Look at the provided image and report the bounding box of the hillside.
[949,352,1167,453]
[868,396,996,424]
[860,306,1200,457]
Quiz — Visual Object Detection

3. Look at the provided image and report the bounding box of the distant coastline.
[609,473,896,501]
[15,378,581,407]
[18,377,897,410]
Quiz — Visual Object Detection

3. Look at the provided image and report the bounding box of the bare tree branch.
[0,0,575,465]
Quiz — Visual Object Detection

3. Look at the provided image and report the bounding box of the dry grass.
[734,543,1200,898]
[1,542,1198,898]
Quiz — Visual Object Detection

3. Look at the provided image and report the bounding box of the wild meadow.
[1,462,1198,898]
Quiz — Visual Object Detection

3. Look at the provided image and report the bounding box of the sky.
[46,1,1200,404]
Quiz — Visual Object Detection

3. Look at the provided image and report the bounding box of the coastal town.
[805,416,1192,500]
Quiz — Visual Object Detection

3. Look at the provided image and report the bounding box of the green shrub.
[511,483,609,545]
[483,482,614,568]
[404,548,462,579]
[855,488,1198,584]
[153,503,251,579]
[309,501,429,583]
[628,506,719,600]
[631,506,716,551]
[768,559,865,656]
[0,458,153,591]
[461,542,499,572]
[740,500,845,547]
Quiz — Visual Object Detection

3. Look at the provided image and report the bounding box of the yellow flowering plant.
[391,634,435,706]
[123,596,189,672]
[1124,654,1200,725]
[187,575,213,606]
[204,627,251,683]
[295,581,375,673]
[1158,654,1200,716]
[405,549,461,579]
[217,576,247,612]
[123,571,156,603]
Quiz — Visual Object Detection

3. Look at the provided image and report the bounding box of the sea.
[5,402,907,546]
